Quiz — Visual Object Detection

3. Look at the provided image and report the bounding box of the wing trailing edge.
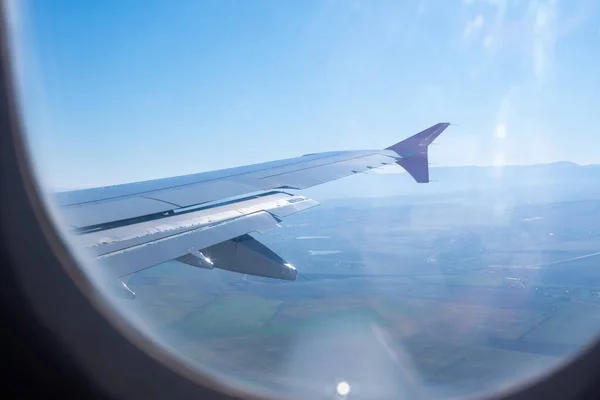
[63,122,452,290]
[385,122,451,183]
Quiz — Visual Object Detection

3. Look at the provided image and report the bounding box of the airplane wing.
[54,122,450,296]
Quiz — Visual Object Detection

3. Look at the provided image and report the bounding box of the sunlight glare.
[336,381,351,396]
[495,124,506,139]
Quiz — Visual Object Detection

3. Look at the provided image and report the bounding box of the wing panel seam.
[140,195,182,208]
[61,152,345,207]
[260,152,397,179]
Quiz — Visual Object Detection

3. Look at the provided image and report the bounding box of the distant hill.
[303,162,600,202]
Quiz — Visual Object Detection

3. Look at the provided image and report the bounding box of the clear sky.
[5,0,600,190]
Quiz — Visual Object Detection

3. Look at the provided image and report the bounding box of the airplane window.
[5,0,600,399]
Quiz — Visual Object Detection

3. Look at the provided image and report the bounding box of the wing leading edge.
[59,122,451,295]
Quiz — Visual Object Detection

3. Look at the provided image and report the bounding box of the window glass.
[6,1,600,399]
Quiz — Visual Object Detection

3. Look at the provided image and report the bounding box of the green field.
[410,273,504,287]
[120,196,600,399]
[167,296,282,338]
[522,302,600,345]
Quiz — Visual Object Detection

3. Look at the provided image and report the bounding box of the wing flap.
[202,234,297,281]
[97,211,280,278]
[77,192,318,277]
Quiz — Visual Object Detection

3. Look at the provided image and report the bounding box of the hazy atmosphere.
[7,1,600,400]
[8,0,600,190]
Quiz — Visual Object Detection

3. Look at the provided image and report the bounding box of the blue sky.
[5,0,600,190]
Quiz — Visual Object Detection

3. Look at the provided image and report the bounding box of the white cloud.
[460,0,572,89]
[463,14,485,39]
[460,0,509,52]
[528,0,559,88]
[484,0,508,53]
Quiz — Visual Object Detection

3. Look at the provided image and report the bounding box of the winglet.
[385,122,451,183]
